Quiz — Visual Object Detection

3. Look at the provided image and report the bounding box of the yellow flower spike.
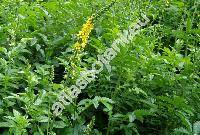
[74,16,94,51]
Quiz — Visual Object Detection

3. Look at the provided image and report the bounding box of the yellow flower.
[74,16,94,51]
[74,42,82,51]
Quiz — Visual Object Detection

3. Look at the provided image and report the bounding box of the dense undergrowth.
[0,0,199,135]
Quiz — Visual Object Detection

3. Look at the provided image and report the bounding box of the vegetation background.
[0,0,199,135]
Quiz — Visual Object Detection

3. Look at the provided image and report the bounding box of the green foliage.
[0,0,199,135]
